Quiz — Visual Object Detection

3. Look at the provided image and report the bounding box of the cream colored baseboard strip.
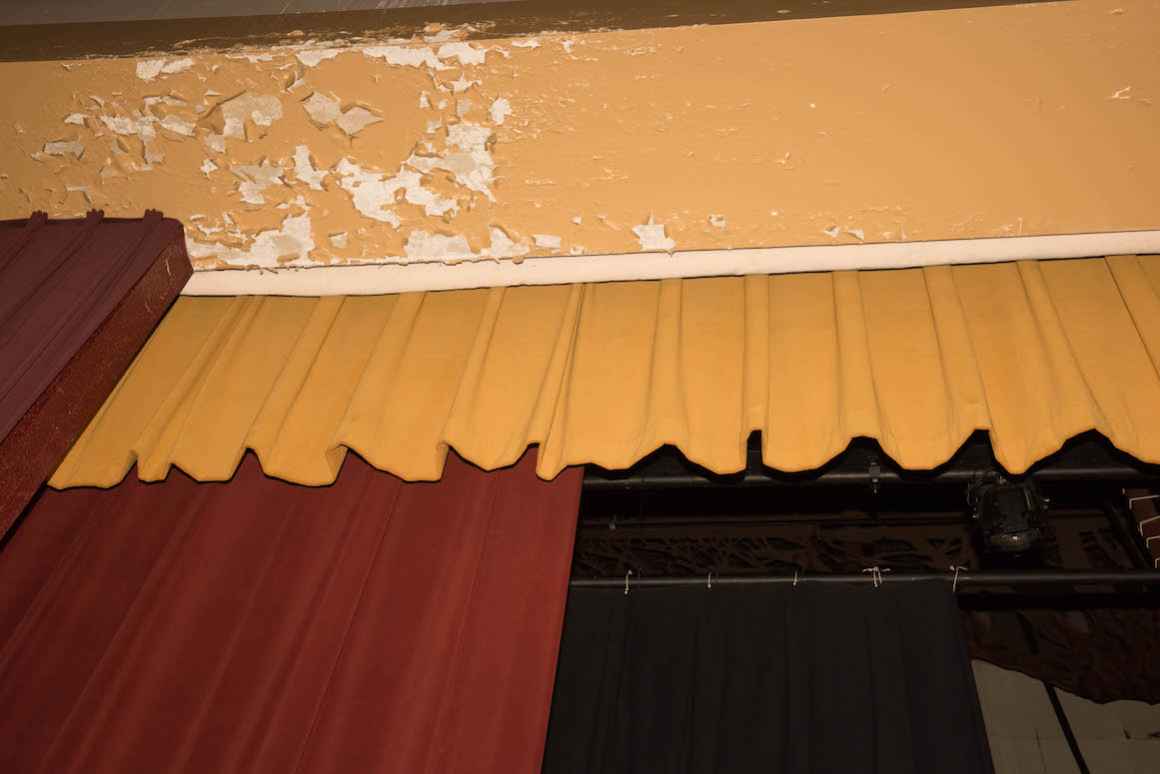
[182,230,1160,296]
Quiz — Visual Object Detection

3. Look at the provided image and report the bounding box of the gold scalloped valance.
[50,256,1160,488]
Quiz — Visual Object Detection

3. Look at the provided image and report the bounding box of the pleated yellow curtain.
[49,256,1160,488]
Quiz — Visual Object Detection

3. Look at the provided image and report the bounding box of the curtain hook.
[950,565,967,593]
[862,566,890,588]
[707,571,713,590]
[624,569,633,596]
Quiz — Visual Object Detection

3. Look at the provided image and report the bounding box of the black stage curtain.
[544,582,993,774]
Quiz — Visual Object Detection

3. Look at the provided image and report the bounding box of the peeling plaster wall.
[1,0,1158,272]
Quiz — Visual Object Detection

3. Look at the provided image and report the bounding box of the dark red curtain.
[0,450,581,774]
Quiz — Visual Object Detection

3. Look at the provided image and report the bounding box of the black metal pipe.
[582,465,1149,490]
[570,569,1160,591]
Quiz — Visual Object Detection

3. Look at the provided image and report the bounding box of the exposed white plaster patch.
[424,28,458,43]
[450,76,477,94]
[193,221,224,236]
[98,113,165,163]
[329,232,348,248]
[336,158,462,224]
[404,230,475,262]
[296,48,342,67]
[1110,86,1132,99]
[99,116,139,135]
[489,97,512,125]
[633,216,675,252]
[144,95,187,109]
[65,184,91,205]
[303,92,342,125]
[407,121,495,199]
[160,114,196,136]
[437,42,488,66]
[136,57,193,81]
[205,133,226,154]
[425,119,443,134]
[63,113,86,126]
[335,106,382,136]
[483,227,529,260]
[188,212,314,268]
[303,92,381,136]
[847,227,866,241]
[708,214,727,229]
[293,145,328,190]
[135,60,165,81]
[823,225,841,238]
[572,215,583,225]
[419,91,431,109]
[534,234,562,250]
[39,140,85,159]
[511,39,541,49]
[219,93,283,140]
[233,160,285,205]
[200,159,218,176]
[569,245,585,255]
[362,45,445,69]
[226,52,274,64]
[562,40,575,53]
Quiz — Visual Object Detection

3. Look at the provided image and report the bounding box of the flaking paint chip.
[450,76,477,94]
[489,98,512,125]
[293,145,328,190]
[335,106,382,137]
[437,42,488,66]
[296,48,341,67]
[136,57,194,81]
[39,140,85,159]
[362,46,444,70]
[303,92,342,126]
[219,93,284,140]
[404,230,475,262]
[160,115,196,136]
[633,216,676,252]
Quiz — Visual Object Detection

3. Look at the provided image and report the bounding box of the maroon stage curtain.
[0,451,581,774]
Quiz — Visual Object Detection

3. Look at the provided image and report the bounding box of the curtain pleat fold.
[49,256,1160,488]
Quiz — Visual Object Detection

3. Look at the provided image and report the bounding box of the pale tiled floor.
[974,661,1160,774]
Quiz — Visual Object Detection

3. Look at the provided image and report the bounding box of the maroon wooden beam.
[0,212,191,538]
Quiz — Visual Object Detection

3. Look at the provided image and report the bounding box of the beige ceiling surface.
[1,0,1157,275]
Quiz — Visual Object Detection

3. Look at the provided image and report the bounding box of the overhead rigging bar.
[571,569,1160,591]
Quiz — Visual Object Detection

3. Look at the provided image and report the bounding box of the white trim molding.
[182,229,1160,296]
